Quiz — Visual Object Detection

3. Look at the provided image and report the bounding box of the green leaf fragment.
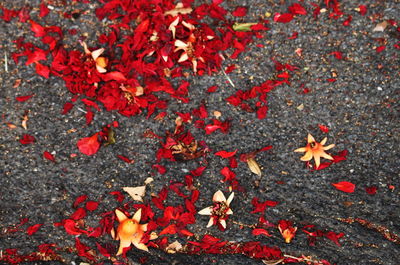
[233,22,258,32]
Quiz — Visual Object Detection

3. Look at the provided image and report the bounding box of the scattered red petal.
[376,45,386,53]
[77,133,100,156]
[207,85,219,93]
[365,186,377,195]
[252,228,271,237]
[85,201,99,211]
[359,5,367,16]
[342,15,352,26]
[117,155,134,164]
[215,150,237,158]
[62,102,74,114]
[73,195,87,208]
[318,124,330,133]
[332,181,355,193]
[288,3,307,15]
[110,191,124,203]
[35,63,50,78]
[39,3,50,18]
[274,13,294,23]
[27,224,43,235]
[19,134,35,144]
[232,6,247,17]
[16,94,34,102]
[43,151,55,162]
[324,231,345,246]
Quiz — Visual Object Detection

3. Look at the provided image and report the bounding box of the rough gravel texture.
[0,0,399,265]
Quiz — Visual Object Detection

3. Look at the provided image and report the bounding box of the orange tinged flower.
[112,208,148,255]
[294,134,335,168]
[278,220,297,243]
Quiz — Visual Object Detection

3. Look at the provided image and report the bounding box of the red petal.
[35,63,50,78]
[365,186,377,195]
[39,3,50,17]
[70,207,86,220]
[332,181,355,193]
[43,151,55,162]
[117,155,134,164]
[85,201,99,211]
[232,6,247,17]
[359,5,367,16]
[27,224,43,235]
[376,46,386,53]
[30,20,46,37]
[288,3,307,15]
[318,124,330,133]
[274,13,294,23]
[62,102,74,114]
[77,133,100,156]
[215,150,237,158]
[19,134,35,144]
[102,71,126,81]
[252,228,271,237]
[73,195,87,208]
[16,94,34,102]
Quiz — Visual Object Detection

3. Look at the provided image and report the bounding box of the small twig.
[221,67,235,87]
[4,52,8,72]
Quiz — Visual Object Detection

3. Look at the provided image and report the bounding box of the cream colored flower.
[198,190,234,230]
[81,41,108,73]
[111,208,148,255]
[174,34,204,73]
[294,133,335,168]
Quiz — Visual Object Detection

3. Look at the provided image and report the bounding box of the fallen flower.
[112,208,148,255]
[278,220,297,243]
[81,41,108,73]
[198,190,234,230]
[294,134,335,168]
